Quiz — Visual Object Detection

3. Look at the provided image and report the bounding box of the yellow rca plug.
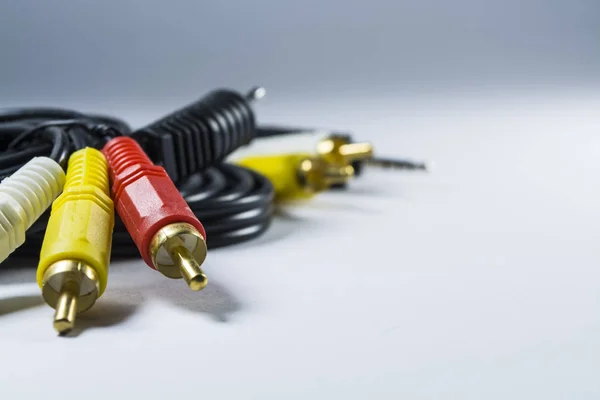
[36,148,114,335]
[238,153,354,201]
[238,134,428,201]
[237,136,372,201]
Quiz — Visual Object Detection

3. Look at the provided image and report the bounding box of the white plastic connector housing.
[0,157,65,263]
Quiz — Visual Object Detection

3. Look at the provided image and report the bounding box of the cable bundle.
[0,86,425,334]
[1,89,274,257]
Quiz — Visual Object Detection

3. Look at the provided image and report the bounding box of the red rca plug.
[102,137,208,290]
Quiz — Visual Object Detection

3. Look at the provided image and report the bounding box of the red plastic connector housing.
[102,137,206,269]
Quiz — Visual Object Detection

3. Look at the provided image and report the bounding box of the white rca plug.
[0,157,65,263]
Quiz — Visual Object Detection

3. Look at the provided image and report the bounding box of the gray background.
[1,2,600,399]
[0,0,598,107]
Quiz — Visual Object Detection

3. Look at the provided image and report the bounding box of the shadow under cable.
[153,276,242,322]
[0,258,44,315]
[0,294,44,316]
[66,299,139,338]
[2,257,243,334]
[0,206,312,328]
[0,256,140,336]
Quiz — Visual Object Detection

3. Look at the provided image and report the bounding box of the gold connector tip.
[298,158,355,192]
[317,136,374,165]
[149,223,209,289]
[54,320,74,336]
[41,260,100,335]
[54,316,75,335]
[52,281,79,335]
[187,272,208,291]
[171,243,208,291]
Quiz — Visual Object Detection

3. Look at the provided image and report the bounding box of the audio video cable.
[0,86,426,333]
[1,88,275,257]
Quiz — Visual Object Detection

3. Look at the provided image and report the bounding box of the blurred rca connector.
[238,134,427,201]
[102,137,208,291]
[0,157,65,263]
[37,148,114,335]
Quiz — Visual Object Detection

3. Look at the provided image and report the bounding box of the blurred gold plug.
[238,153,354,201]
[317,134,428,171]
[316,135,374,167]
[238,134,427,201]
[238,136,373,200]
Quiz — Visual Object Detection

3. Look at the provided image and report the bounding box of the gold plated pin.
[316,136,373,166]
[53,278,80,334]
[164,237,208,291]
[317,134,428,176]
[149,222,208,290]
[297,158,355,192]
[41,260,100,335]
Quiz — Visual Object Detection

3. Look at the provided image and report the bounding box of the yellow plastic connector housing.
[239,154,316,201]
[238,153,354,201]
[37,148,114,334]
[0,157,65,264]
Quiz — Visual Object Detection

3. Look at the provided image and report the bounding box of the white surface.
[1,91,599,399]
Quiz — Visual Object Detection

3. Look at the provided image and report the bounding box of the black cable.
[255,126,314,138]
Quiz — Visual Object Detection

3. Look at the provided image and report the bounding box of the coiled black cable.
[0,89,280,258]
